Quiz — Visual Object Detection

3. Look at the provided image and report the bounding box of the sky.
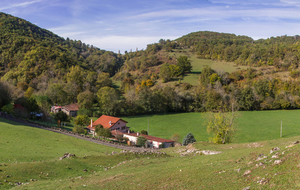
[1,0,300,53]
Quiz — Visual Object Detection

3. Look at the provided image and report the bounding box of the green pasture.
[122,110,300,143]
[168,50,248,85]
[170,49,248,73]
[11,136,300,189]
[2,111,300,189]
[0,118,119,163]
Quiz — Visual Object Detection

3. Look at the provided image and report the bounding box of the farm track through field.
[0,116,160,152]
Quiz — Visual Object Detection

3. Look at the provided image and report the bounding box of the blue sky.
[1,0,300,53]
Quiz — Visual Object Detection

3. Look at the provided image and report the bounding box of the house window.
[121,126,125,130]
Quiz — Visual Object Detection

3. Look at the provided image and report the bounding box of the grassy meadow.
[168,50,248,85]
[9,135,300,189]
[122,110,300,144]
[0,118,119,163]
[2,110,300,189]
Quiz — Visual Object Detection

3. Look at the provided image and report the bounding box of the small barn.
[61,103,79,117]
[123,133,175,148]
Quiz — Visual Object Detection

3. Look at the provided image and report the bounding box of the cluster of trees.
[176,31,300,69]
[2,13,300,123]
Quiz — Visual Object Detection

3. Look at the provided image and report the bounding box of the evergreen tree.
[182,132,196,146]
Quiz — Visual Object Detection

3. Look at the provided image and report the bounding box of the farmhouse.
[61,103,79,117]
[123,132,175,148]
[51,105,62,113]
[87,115,130,135]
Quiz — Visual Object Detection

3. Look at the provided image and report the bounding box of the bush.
[73,125,85,133]
[137,136,147,147]
[96,127,112,138]
[171,134,180,142]
[1,104,14,114]
[141,130,148,135]
[159,142,165,148]
[182,132,196,146]
[54,111,69,122]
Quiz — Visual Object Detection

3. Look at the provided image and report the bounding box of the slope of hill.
[0,12,122,85]
[2,116,300,189]
[176,31,300,68]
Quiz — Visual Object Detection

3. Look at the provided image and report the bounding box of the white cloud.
[0,0,42,11]
[280,0,300,6]
[81,35,178,53]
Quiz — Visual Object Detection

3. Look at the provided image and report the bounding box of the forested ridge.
[176,31,300,69]
[1,12,300,119]
[0,12,123,84]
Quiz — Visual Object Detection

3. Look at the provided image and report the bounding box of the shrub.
[73,125,85,133]
[171,134,180,142]
[96,127,112,138]
[137,136,147,147]
[159,142,165,148]
[182,132,196,146]
[141,130,148,135]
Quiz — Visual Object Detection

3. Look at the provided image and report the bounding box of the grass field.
[122,110,300,144]
[0,118,119,163]
[9,135,300,189]
[168,50,248,85]
[2,111,300,189]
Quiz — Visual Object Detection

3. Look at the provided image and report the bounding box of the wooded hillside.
[2,12,300,118]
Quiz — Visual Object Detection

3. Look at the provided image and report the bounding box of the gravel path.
[1,116,160,152]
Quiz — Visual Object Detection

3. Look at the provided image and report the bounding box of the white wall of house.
[110,120,128,132]
[146,140,174,148]
[123,134,138,143]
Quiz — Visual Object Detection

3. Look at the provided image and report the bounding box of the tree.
[54,111,69,123]
[182,132,196,146]
[95,124,103,135]
[96,72,112,90]
[77,90,94,109]
[46,83,67,105]
[177,56,192,74]
[1,104,14,114]
[73,115,90,134]
[0,81,14,108]
[159,63,172,82]
[209,73,221,85]
[95,125,112,137]
[137,136,148,147]
[97,86,119,115]
[206,107,238,144]
[74,115,90,126]
[67,65,84,91]
[24,87,34,98]
[199,66,215,85]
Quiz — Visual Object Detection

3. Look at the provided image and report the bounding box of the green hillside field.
[168,50,248,85]
[2,112,300,189]
[122,110,300,143]
[0,118,119,163]
[9,135,300,189]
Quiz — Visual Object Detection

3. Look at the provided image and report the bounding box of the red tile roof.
[111,130,125,136]
[87,115,128,130]
[62,103,79,111]
[125,133,175,143]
